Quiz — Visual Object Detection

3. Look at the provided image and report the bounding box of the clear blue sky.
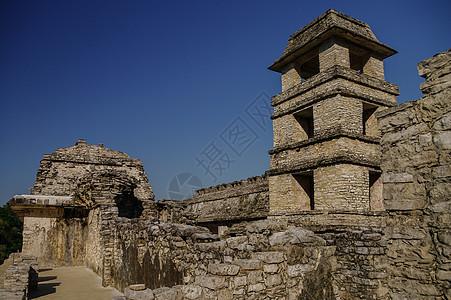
[1,0,450,205]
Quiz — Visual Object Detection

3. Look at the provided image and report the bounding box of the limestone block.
[247,270,264,284]
[244,219,284,233]
[233,276,247,287]
[428,201,451,213]
[207,263,240,276]
[436,270,451,281]
[124,287,155,300]
[247,283,265,293]
[195,275,228,290]
[265,274,283,287]
[437,231,451,246]
[191,232,218,242]
[197,240,226,252]
[432,165,451,178]
[153,287,182,300]
[251,252,285,264]
[180,285,203,300]
[232,288,245,296]
[233,259,262,270]
[216,288,233,300]
[269,228,326,247]
[263,264,279,274]
[226,236,248,249]
[382,172,413,183]
[433,131,451,150]
[175,224,209,237]
[287,264,314,277]
[129,284,146,291]
[432,112,451,131]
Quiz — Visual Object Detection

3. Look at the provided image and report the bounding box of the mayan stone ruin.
[2,9,450,300]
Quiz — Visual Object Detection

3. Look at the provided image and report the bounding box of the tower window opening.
[294,107,314,141]
[363,102,379,137]
[293,171,314,210]
[299,55,319,81]
[349,45,369,73]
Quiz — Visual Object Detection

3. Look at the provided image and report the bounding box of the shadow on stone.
[115,189,143,219]
[38,276,57,282]
[28,282,61,298]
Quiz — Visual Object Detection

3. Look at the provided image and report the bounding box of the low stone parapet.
[119,224,335,300]
[0,253,38,300]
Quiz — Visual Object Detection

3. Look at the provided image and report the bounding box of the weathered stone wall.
[377,51,450,211]
[23,216,88,267]
[110,210,392,300]
[315,164,370,210]
[106,218,336,299]
[376,50,451,299]
[181,175,269,226]
[8,195,90,267]
[273,211,389,299]
[84,207,105,276]
[384,209,449,299]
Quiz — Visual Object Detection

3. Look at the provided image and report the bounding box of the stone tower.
[268,9,399,213]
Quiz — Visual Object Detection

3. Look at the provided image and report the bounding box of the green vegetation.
[0,205,23,264]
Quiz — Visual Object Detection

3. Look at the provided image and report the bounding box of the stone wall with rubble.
[87,203,395,299]
[101,215,338,299]
[376,50,451,299]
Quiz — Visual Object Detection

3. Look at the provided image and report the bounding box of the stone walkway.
[28,266,122,300]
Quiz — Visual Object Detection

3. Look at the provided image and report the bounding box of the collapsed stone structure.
[6,9,450,300]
